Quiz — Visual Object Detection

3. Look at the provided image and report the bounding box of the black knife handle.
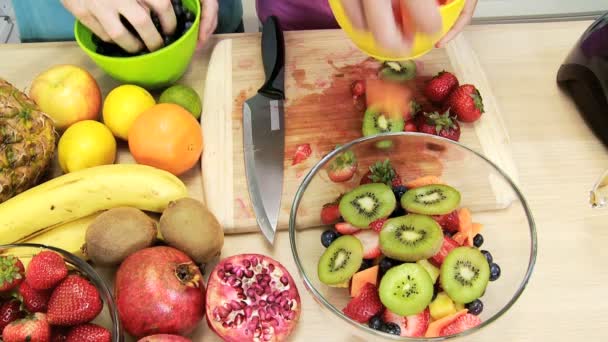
[258,16,285,100]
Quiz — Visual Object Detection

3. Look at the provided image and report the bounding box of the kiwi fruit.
[318,235,364,286]
[379,60,417,82]
[339,183,396,228]
[379,214,444,262]
[159,197,224,264]
[440,247,490,304]
[362,106,404,149]
[85,207,157,266]
[400,184,461,215]
[378,263,434,316]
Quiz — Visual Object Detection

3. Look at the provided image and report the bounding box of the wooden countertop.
[1,20,607,341]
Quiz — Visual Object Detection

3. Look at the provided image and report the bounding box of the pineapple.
[0,79,57,203]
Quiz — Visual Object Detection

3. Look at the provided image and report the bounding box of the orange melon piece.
[452,231,468,246]
[425,309,468,337]
[350,266,379,297]
[365,79,413,119]
[405,175,443,189]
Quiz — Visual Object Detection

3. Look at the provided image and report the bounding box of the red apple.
[29,65,101,130]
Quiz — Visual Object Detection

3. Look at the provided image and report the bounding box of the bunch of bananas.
[0,164,188,259]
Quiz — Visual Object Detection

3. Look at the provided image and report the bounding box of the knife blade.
[242,16,285,245]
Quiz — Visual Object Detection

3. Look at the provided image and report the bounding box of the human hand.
[436,0,478,48]
[197,0,219,50]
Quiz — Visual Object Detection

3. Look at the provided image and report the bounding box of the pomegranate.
[206,254,301,342]
[137,334,192,342]
[115,246,205,337]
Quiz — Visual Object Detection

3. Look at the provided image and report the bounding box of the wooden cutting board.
[201,30,519,234]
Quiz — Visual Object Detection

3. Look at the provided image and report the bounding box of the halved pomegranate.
[206,254,301,342]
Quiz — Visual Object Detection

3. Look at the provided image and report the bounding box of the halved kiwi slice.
[380,214,444,262]
[379,263,434,316]
[318,235,364,286]
[362,106,404,149]
[379,60,417,82]
[440,247,490,304]
[339,183,397,228]
[400,184,461,215]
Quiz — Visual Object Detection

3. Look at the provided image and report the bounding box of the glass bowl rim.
[0,243,123,342]
[288,132,538,341]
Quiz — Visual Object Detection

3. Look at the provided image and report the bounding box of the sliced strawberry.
[360,171,373,185]
[432,211,460,232]
[292,143,312,165]
[429,236,460,267]
[353,230,381,259]
[321,203,341,225]
[439,313,482,336]
[342,283,384,323]
[335,222,360,235]
[328,150,357,183]
[351,80,365,98]
[384,308,430,337]
[369,218,387,233]
[404,119,417,132]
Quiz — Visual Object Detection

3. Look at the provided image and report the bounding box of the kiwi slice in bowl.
[362,106,404,148]
[379,214,444,262]
[379,60,417,82]
[318,235,364,286]
[339,183,397,228]
[400,184,461,215]
[379,263,434,316]
[440,247,490,304]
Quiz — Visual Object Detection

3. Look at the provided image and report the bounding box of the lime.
[159,84,202,119]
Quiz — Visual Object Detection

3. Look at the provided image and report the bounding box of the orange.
[128,103,203,176]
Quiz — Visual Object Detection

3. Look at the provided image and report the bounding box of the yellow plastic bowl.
[329,0,465,61]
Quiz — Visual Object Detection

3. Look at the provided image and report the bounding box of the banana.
[0,164,188,244]
[2,213,101,267]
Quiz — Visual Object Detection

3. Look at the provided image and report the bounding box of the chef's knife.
[242,16,285,245]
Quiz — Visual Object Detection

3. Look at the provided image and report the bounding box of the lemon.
[159,84,202,119]
[58,120,116,173]
[103,84,156,140]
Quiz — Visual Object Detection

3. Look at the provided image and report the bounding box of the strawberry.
[416,111,461,141]
[424,71,459,104]
[0,300,24,333]
[353,230,381,259]
[351,80,365,98]
[335,222,360,235]
[439,313,482,336]
[18,281,51,313]
[429,236,460,267]
[0,256,25,293]
[383,308,430,337]
[369,218,387,233]
[342,283,383,323]
[327,150,357,183]
[47,275,103,326]
[292,143,312,165]
[445,84,484,122]
[432,211,460,232]
[2,312,51,342]
[25,251,68,290]
[404,119,417,132]
[65,323,110,342]
[360,159,402,186]
[320,203,341,225]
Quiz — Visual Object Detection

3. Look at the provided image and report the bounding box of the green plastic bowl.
[75,0,200,89]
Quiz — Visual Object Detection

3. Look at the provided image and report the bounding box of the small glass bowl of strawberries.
[289,132,537,340]
[0,243,121,341]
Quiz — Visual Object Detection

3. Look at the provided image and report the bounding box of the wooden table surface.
[1,20,607,341]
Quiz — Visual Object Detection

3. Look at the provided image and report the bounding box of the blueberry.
[321,230,340,248]
[392,185,408,200]
[481,250,493,264]
[91,34,103,46]
[473,234,484,247]
[163,35,175,46]
[184,21,193,31]
[359,258,374,271]
[185,10,195,22]
[383,322,401,335]
[389,207,406,218]
[379,257,400,275]
[465,299,483,315]
[432,283,440,301]
[368,315,383,330]
[489,263,501,281]
[173,3,184,19]
[444,231,454,238]
[171,0,182,5]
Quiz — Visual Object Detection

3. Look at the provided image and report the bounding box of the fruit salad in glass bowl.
[0,243,122,341]
[289,132,537,340]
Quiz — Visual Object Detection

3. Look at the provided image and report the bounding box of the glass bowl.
[0,243,122,341]
[289,133,537,340]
